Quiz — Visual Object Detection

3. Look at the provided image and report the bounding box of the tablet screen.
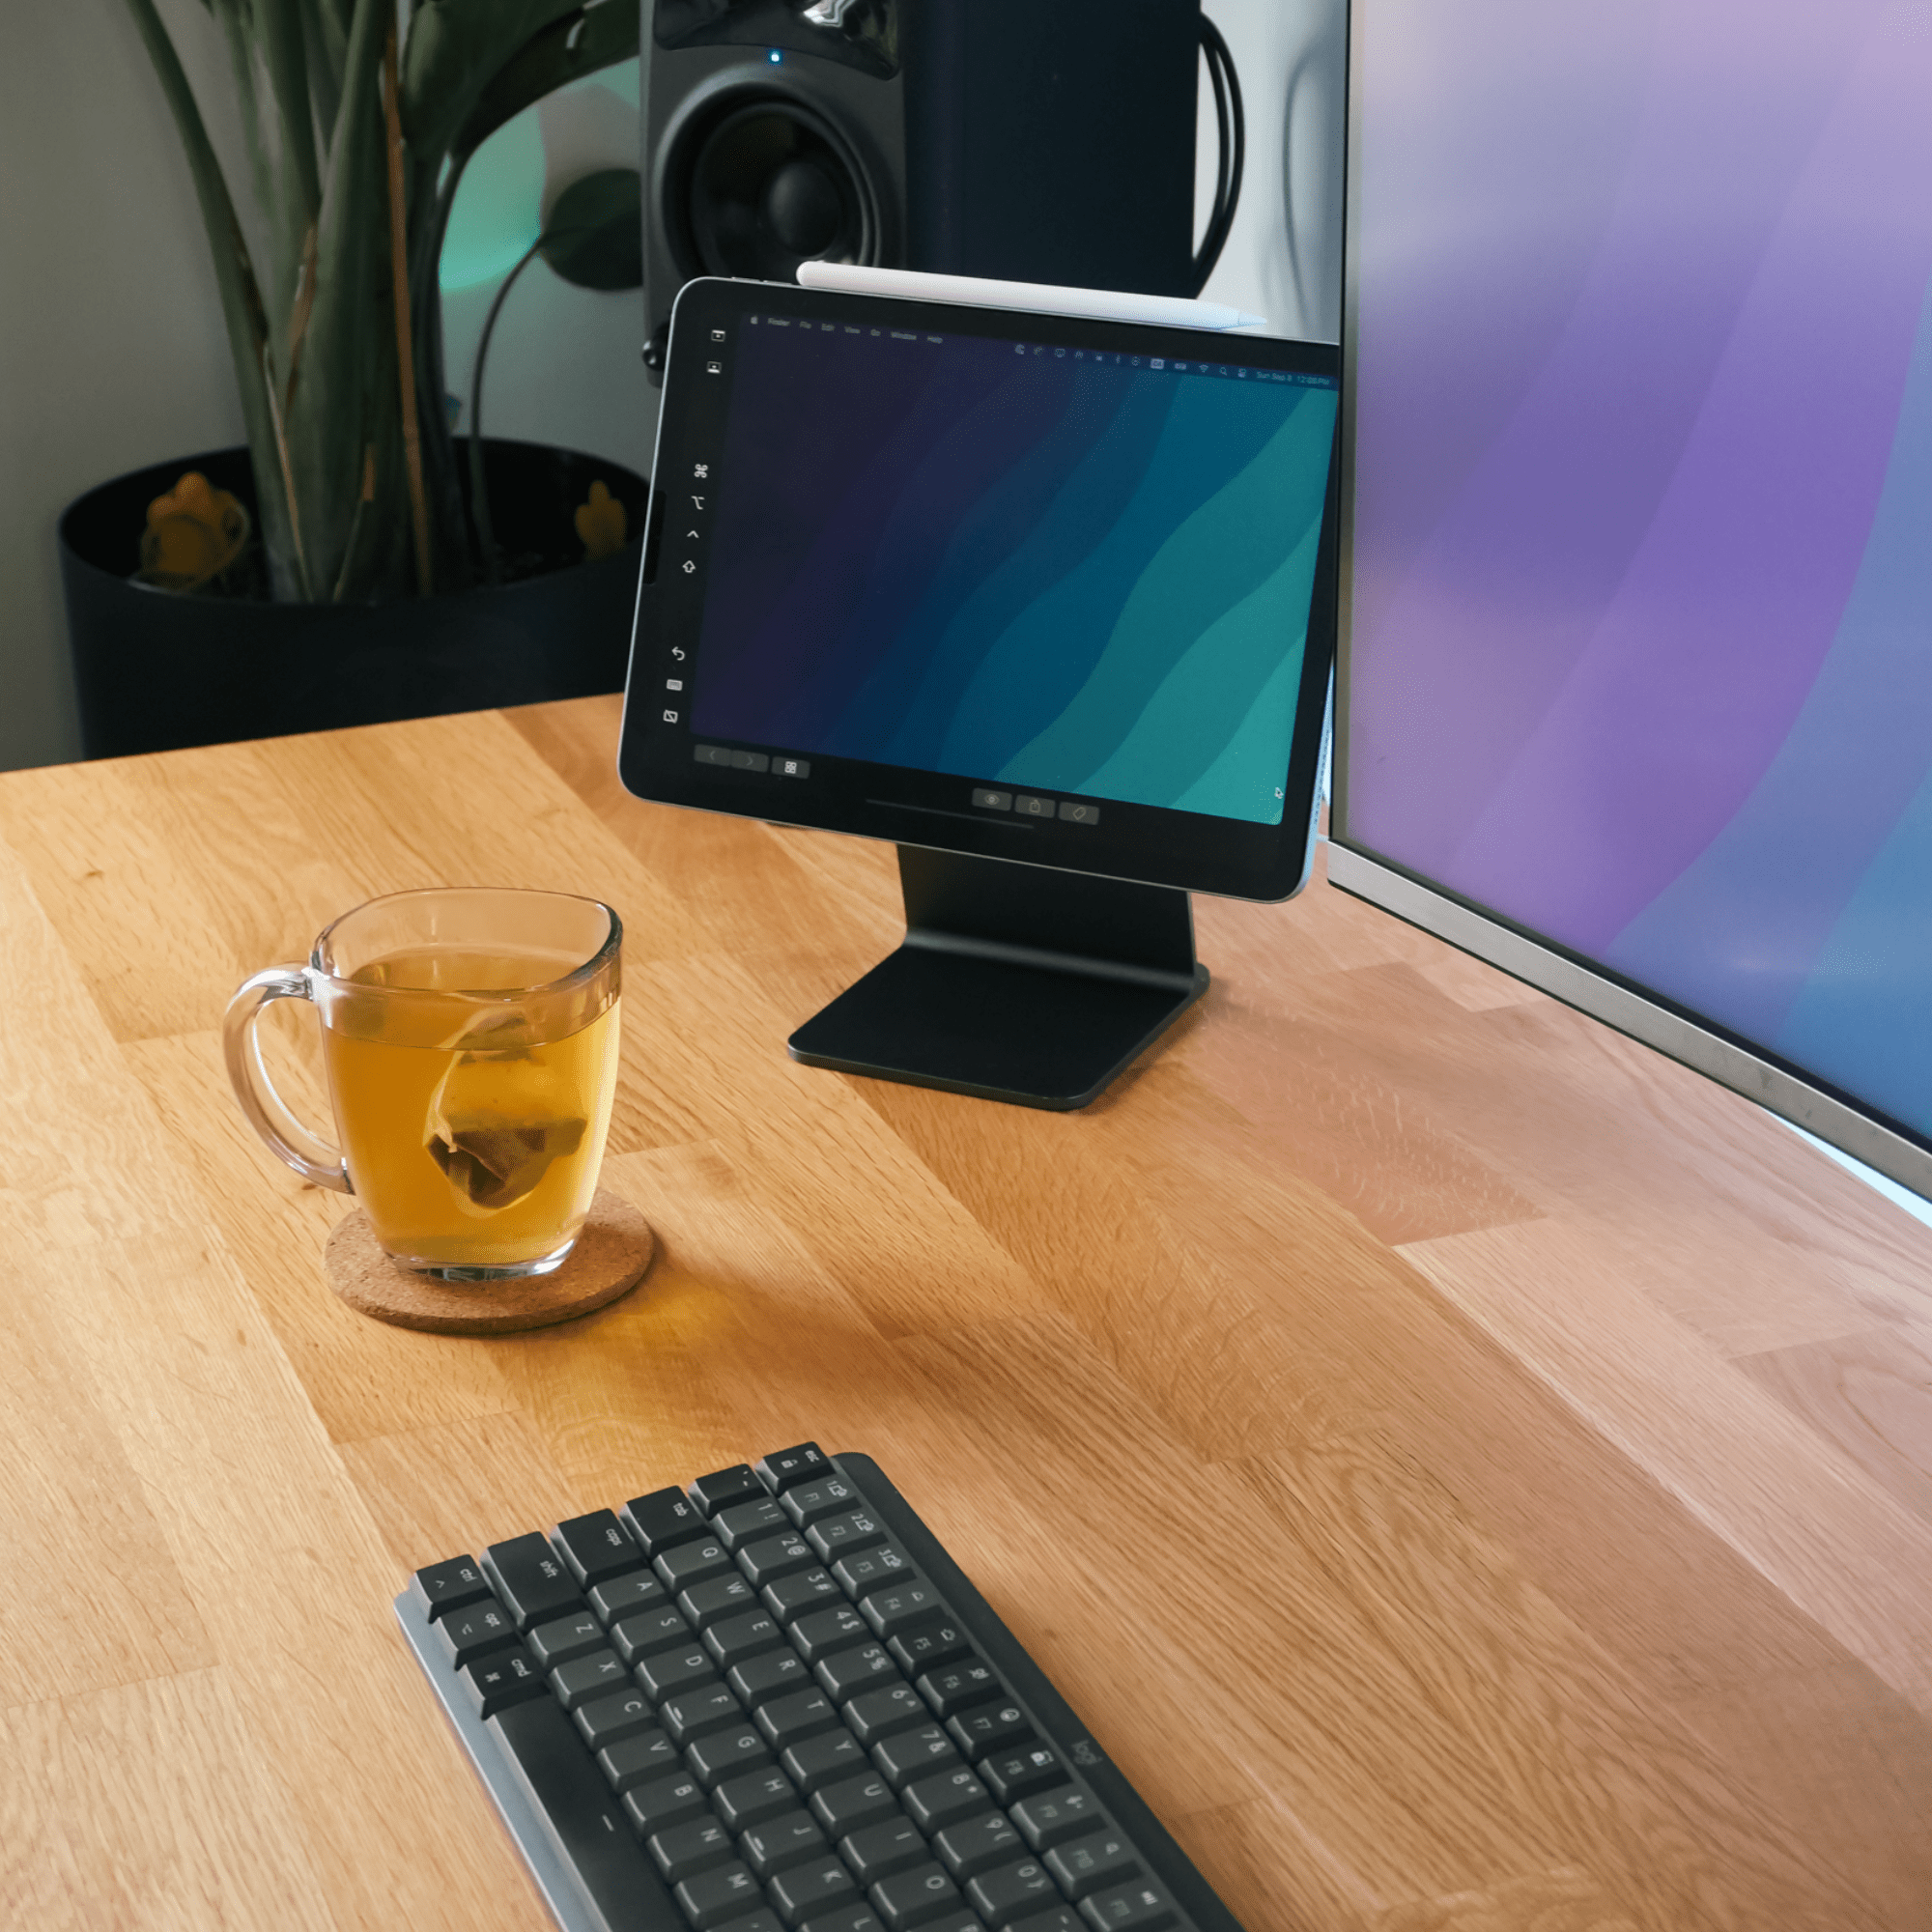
[619,278,1341,900]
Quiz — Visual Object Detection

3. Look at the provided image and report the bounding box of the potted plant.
[59,0,651,757]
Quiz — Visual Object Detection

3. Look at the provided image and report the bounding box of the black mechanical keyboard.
[397,1447,1244,1932]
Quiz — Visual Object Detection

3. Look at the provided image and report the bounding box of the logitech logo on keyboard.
[1071,1739,1102,1767]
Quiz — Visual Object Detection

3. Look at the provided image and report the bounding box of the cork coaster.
[322,1188,655,1335]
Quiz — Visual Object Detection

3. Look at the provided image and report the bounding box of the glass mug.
[224,889,622,1280]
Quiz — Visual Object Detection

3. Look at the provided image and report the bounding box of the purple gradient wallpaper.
[1342,1,1932,1138]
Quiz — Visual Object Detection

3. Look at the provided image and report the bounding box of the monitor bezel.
[616,276,1343,904]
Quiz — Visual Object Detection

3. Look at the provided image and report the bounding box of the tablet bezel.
[616,276,1341,903]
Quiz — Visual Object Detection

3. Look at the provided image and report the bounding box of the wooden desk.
[2,697,1928,1931]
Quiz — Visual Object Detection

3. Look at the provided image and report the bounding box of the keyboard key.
[688,1724,775,1787]
[1009,1788,1105,1852]
[933,1811,1024,1880]
[1045,1829,1139,1901]
[805,1509,887,1565]
[947,1700,1034,1763]
[622,1772,709,1836]
[739,1531,820,1589]
[900,1766,991,1836]
[411,1554,492,1622]
[800,1907,887,1932]
[741,1808,830,1879]
[460,1644,548,1719]
[968,1858,1061,1927]
[574,1686,659,1752]
[526,1608,610,1670]
[713,1765,800,1833]
[690,1464,765,1518]
[433,1599,521,1669]
[789,1601,868,1659]
[611,1605,693,1665]
[680,1572,761,1629]
[767,1571,847,1628]
[676,1861,763,1928]
[717,1914,783,1932]
[915,1658,1002,1718]
[596,1726,680,1792]
[1077,1880,1176,1930]
[782,1728,867,1793]
[981,1743,1069,1805]
[862,1584,944,1641]
[554,1509,643,1586]
[706,1607,786,1669]
[868,1862,962,1929]
[844,1683,928,1746]
[780,1473,863,1527]
[840,1817,929,1884]
[756,1690,842,1755]
[831,1543,916,1600]
[488,1698,662,1926]
[656,1538,734,1593]
[483,1532,582,1632]
[659,1683,745,1746]
[887,1617,971,1677]
[769,1858,863,1927]
[730,1648,812,1709]
[817,1642,902,1706]
[623,1486,709,1556]
[1009,1912,1081,1932]
[647,1814,735,1884]
[590,1570,671,1626]
[809,1770,900,1838]
[872,1725,960,1791]
[714,1495,789,1549]
[637,1645,720,1702]
[754,1442,832,1492]
[550,1648,631,1711]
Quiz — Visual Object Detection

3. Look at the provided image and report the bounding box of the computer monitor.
[1331,2,1932,1200]
[617,275,1342,1108]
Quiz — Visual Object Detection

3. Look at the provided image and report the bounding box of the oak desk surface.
[3,697,1929,1932]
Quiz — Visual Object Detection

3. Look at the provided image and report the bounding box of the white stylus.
[796,262,1269,333]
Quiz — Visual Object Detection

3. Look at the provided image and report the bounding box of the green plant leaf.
[283,0,395,599]
[448,0,640,165]
[400,0,584,162]
[539,167,642,290]
[297,0,346,135]
[260,0,323,221]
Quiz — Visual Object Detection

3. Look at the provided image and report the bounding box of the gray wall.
[0,0,244,772]
[0,0,1344,774]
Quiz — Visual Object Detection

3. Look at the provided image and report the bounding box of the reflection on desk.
[1,694,1928,1930]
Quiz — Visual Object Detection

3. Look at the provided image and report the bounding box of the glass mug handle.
[222,964,354,1193]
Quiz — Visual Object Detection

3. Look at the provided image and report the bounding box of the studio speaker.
[639,0,1241,377]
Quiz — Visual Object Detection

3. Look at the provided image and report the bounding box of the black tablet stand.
[787,846,1209,1110]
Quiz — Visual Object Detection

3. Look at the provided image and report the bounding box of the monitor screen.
[1333,1,1932,1186]
[619,278,1342,902]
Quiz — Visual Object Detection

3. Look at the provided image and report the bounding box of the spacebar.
[489,1697,684,1932]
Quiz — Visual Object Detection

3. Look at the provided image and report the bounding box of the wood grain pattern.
[2,703,1929,1930]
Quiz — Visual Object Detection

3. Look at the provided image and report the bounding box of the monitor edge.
[1326,842,1932,1209]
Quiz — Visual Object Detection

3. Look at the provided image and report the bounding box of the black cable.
[1192,15,1245,296]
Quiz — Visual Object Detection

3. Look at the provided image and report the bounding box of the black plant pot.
[59,440,649,758]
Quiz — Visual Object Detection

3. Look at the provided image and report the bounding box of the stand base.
[788,847,1208,1111]
[322,1188,655,1334]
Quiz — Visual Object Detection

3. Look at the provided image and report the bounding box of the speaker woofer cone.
[680,99,875,280]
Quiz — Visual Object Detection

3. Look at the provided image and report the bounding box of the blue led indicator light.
[768,47,783,63]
